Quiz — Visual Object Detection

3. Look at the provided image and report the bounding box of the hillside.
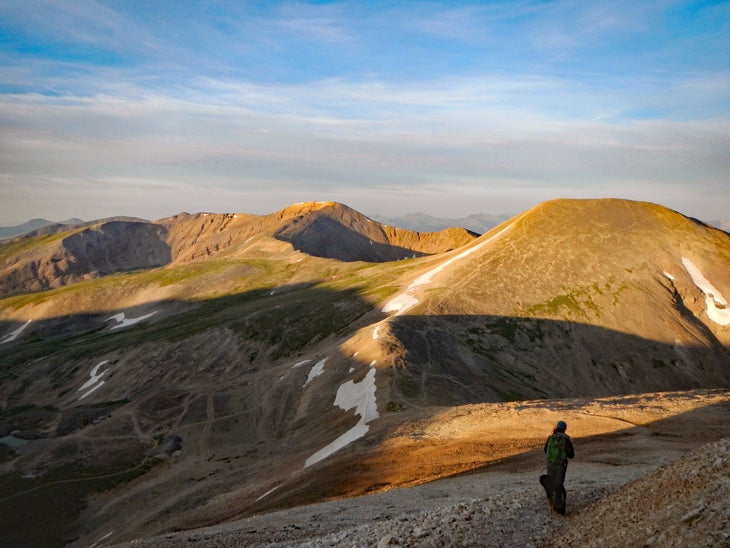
[119,391,730,547]
[0,202,476,297]
[161,202,476,265]
[379,198,730,403]
[0,198,728,547]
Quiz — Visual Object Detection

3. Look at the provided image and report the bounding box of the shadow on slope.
[215,310,728,525]
[0,298,728,546]
[0,282,381,386]
[219,391,730,548]
[275,215,429,262]
[0,284,383,547]
[0,220,171,297]
[384,313,730,404]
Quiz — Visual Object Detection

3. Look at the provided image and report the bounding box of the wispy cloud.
[0,1,728,224]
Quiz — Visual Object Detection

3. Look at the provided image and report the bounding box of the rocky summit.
[0,198,728,547]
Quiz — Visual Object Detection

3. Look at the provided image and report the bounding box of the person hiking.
[539,420,574,515]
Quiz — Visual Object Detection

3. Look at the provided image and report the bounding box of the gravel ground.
[119,437,730,547]
[111,392,730,548]
[549,437,730,547]
[121,458,656,547]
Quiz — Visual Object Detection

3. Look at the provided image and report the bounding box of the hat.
[556,420,567,432]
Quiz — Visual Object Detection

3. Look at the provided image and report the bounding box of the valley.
[0,199,728,547]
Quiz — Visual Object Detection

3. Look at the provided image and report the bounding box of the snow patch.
[382,293,420,315]
[681,258,730,326]
[305,366,378,467]
[0,320,31,344]
[88,530,115,548]
[304,358,327,386]
[372,325,381,340]
[255,485,280,502]
[292,359,311,369]
[382,222,513,316]
[663,271,675,281]
[78,360,110,400]
[107,311,158,330]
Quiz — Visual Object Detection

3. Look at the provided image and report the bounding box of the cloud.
[0,1,728,224]
[1,75,728,224]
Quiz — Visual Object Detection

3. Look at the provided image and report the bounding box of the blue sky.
[0,0,728,224]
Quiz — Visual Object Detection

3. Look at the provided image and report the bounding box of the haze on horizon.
[0,1,728,225]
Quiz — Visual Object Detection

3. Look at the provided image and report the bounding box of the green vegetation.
[528,293,582,316]
[2,404,42,416]
[385,401,406,412]
[1,286,63,309]
[0,279,381,371]
[526,283,605,319]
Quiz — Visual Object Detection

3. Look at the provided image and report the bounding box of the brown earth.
[0,202,477,297]
[1,199,728,548]
[108,389,730,547]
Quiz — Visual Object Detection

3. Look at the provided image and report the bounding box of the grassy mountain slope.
[377,199,730,403]
[0,202,475,298]
[0,198,727,546]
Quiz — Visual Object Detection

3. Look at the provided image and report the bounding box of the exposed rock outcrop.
[0,221,170,295]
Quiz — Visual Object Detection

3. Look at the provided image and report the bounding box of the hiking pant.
[546,461,568,514]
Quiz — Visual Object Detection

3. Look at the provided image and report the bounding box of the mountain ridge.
[0,202,477,297]
[0,218,84,240]
[0,197,728,546]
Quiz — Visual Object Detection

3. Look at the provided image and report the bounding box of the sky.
[0,0,728,224]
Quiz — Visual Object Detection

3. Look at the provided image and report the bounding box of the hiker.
[539,420,574,515]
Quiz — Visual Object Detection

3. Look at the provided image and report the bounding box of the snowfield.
[107,311,158,329]
[305,364,378,467]
[681,257,730,326]
[303,358,327,386]
[0,319,31,344]
[78,360,110,400]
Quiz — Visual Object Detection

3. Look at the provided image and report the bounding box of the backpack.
[546,433,567,464]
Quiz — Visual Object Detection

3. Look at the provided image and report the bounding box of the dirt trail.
[110,390,730,547]
[115,437,692,547]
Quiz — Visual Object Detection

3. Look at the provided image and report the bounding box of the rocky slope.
[0,198,727,547]
[0,220,171,295]
[108,391,730,548]
[548,436,729,547]
[0,202,476,296]
[162,202,477,264]
[272,202,477,262]
[378,198,730,404]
